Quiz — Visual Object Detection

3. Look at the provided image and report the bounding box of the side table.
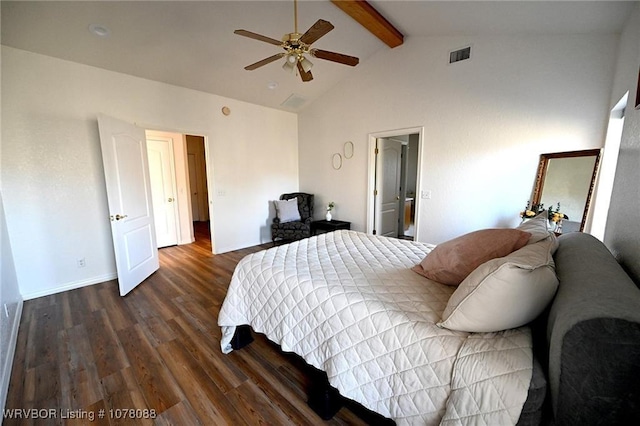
[311,219,351,235]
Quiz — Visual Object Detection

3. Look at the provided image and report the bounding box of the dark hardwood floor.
[5,222,368,425]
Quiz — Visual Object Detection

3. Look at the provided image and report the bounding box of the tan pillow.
[517,211,552,245]
[437,235,559,332]
[412,229,531,286]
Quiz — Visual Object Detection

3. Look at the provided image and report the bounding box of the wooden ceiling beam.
[331,0,404,48]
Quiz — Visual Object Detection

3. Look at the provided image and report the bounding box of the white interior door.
[147,136,179,248]
[186,136,209,222]
[187,153,200,221]
[375,138,403,237]
[98,115,159,296]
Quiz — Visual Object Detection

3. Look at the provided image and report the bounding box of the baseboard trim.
[21,273,118,300]
[0,299,23,415]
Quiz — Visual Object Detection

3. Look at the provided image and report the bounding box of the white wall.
[1,8,24,411]
[299,34,618,244]
[1,46,298,300]
[0,193,22,414]
[604,4,640,282]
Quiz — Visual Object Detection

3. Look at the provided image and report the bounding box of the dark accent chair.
[271,192,314,244]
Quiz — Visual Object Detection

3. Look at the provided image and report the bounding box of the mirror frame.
[532,149,601,232]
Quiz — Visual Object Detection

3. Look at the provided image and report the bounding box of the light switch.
[421,190,432,199]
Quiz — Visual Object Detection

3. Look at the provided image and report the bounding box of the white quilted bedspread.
[218,231,532,425]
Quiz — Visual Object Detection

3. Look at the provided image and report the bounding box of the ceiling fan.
[234,0,359,82]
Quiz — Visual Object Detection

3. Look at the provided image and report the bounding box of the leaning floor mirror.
[531,149,601,233]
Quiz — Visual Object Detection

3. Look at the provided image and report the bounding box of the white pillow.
[437,235,559,333]
[274,198,301,223]
[517,211,552,245]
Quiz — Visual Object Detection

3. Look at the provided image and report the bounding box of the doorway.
[590,92,627,240]
[146,130,212,248]
[367,128,423,240]
[186,135,210,242]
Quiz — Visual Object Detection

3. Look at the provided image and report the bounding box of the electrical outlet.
[77,258,86,268]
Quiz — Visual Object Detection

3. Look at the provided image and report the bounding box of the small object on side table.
[311,219,351,235]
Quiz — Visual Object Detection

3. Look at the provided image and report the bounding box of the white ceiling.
[1,1,636,112]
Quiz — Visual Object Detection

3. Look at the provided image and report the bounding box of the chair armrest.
[547,232,640,423]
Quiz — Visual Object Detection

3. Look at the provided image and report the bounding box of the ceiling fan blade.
[311,49,359,66]
[297,61,313,82]
[245,53,285,71]
[234,29,283,46]
[299,19,334,45]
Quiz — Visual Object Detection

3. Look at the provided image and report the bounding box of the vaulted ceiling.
[1,1,635,112]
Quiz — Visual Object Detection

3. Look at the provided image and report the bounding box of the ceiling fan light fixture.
[300,56,313,73]
[287,54,297,64]
[282,60,296,73]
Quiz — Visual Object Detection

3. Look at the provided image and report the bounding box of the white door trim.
[367,127,425,240]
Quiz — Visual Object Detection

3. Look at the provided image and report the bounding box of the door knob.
[168,197,174,202]
[115,214,128,221]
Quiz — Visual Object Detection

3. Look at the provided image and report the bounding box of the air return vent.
[449,46,471,64]
[281,94,307,109]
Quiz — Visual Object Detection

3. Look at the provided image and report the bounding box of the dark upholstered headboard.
[546,232,640,424]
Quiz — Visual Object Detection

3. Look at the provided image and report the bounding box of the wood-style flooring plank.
[6,222,368,425]
[28,304,62,369]
[225,380,294,426]
[166,316,247,394]
[156,339,242,425]
[233,346,324,425]
[115,324,183,413]
[137,315,177,348]
[57,324,104,410]
[96,283,137,331]
[153,400,202,426]
[100,367,149,426]
[84,309,130,379]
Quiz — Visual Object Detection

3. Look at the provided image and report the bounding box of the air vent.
[449,46,471,64]
[281,94,307,109]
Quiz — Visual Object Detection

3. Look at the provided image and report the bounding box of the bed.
[218,230,537,425]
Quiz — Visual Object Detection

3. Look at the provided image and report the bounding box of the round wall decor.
[332,153,343,170]
[344,141,354,159]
